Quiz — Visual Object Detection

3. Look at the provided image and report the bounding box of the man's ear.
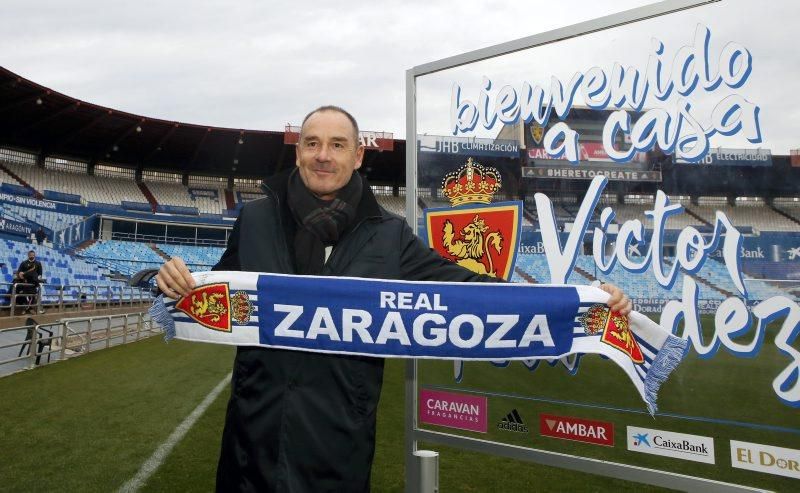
[354,145,365,170]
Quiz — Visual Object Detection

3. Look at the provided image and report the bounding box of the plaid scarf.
[286,169,363,275]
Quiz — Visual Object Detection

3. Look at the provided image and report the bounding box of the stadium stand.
[145,181,227,215]
[236,191,266,205]
[0,238,126,305]
[1,203,84,232]
[156,244,225,270]
[687,197,800,232]
[78,240,165,277]
[3,161,146,205]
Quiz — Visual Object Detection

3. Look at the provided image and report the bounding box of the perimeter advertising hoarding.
[410,1,800,491]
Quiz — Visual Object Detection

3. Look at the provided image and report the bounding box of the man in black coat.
[17,250,42,314]
[156,106,631,492]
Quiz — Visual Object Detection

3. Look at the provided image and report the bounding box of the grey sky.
[3,0,655,134]
[2,0,797,153]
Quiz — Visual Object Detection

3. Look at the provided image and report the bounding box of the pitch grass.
[0,336,672,492]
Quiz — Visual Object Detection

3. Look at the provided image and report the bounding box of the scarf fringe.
[148,295,176,342]
[643,334,688,415]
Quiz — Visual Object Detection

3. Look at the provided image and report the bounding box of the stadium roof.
[0,67,406,183]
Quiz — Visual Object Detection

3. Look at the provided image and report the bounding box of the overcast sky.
[2,0,658,133]
[2,0,797,152]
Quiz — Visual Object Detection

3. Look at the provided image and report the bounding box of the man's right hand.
[156,257,196,300]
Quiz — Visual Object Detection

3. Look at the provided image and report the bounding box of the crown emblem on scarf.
[441,158,502,206]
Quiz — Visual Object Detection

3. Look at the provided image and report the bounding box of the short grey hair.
[300,105,360,144]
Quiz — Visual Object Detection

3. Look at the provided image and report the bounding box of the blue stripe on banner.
[172,315,260,327]
[256,275,582,359]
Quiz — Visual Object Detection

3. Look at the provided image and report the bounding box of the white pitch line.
[118,372,232,493]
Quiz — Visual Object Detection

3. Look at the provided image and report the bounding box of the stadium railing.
[110,232,226,247]
[0,282,154,317]
[0,312,159,376]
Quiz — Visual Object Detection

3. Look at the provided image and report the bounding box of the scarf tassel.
[643,334,688,414]
[149,295,176,342]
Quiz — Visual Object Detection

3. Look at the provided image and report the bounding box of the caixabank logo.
[627,426,715,464]
[497,409,529,433]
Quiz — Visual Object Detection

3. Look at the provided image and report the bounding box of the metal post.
[414,450,439,493]
[105,317,112,348]
[10,284,17,315]
[122,315,129,345]
[60,323,68,360]
[27,325,39,369]
[85,321,92,353]
[36,286,43,314]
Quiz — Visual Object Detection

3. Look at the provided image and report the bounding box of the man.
[157,106,631,492]
[35,227,46,245]
[17,250,43,314]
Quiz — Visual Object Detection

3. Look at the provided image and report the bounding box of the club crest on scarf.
[423,159,522,281]
[580,304,644,364]
[231,291,254,325]
[175,283,232,332]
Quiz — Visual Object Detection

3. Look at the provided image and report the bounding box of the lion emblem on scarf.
[190,291,227,323]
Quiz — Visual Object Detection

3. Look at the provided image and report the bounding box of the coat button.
[287,380,296,390]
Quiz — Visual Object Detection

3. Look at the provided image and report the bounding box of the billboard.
[284,125,394,151]
[675,147,772,166]
[407,1,800,491]
[419,135,519,158]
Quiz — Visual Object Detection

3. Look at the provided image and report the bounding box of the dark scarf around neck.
[286,169,363,275]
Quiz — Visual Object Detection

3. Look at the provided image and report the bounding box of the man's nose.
[315,143,331,161]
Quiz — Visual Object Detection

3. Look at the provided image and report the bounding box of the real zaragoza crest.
[423,158,522,281]
[175,284,253,332]
[580,304,644,364]
[176,283,232,332]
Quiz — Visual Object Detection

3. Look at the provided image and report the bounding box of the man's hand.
[599,283,632,316]
[156,257,196,300]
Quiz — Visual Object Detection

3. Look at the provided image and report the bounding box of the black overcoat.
[213,171,491,492]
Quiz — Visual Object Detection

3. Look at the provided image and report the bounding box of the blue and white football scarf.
[149,271,687,414]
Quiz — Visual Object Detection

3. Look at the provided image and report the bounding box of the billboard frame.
[403,0,766,491]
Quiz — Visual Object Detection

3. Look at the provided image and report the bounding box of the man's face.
[295,110,364,200]
[28,252,35,261]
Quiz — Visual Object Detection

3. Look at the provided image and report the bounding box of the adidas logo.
[497,409,529,433]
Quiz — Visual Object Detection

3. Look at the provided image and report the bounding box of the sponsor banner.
[675,147,772,166]
[419,135,520,158]
[632,298,721,315]
[0,218,33,237]
[539,413,614,446]
[522,166,662,182]
[419,389,487,433]
[527,142,646,163]
[627,426,715,464]
[730,440,800,479]
[284,125,394,151]
[497,409,529,433]
[0,193,57,210]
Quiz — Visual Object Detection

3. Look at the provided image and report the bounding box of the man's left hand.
[599,283,632,316]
